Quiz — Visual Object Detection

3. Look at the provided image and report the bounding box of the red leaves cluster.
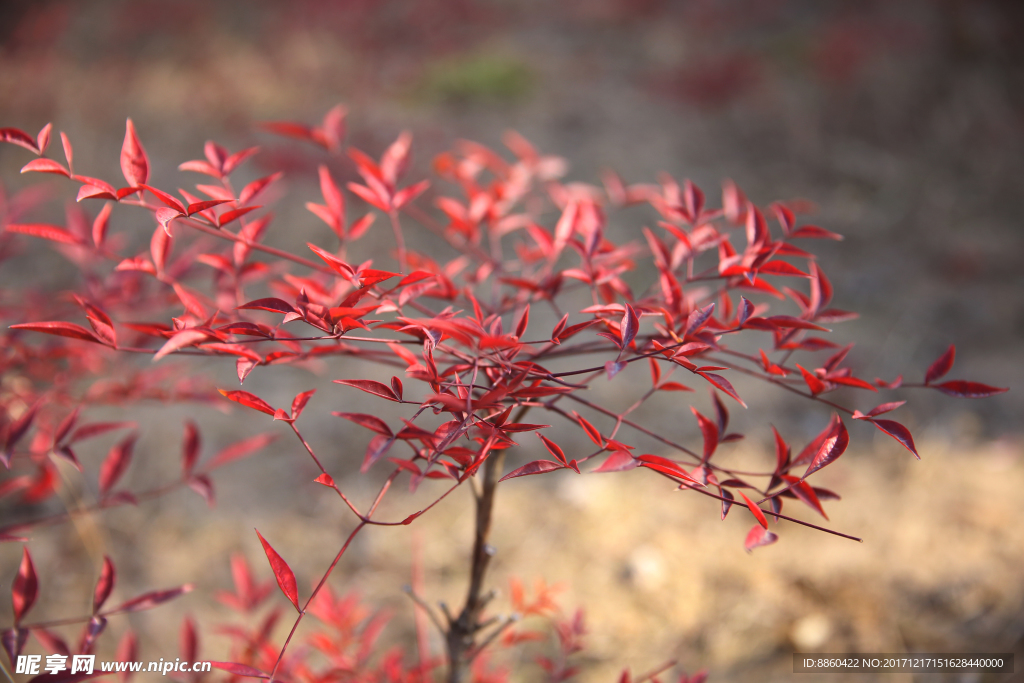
[0,103,1009,680]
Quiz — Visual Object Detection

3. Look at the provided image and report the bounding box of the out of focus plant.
[0,106,1006,682]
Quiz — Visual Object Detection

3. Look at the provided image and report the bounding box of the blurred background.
[1,0,1023,681]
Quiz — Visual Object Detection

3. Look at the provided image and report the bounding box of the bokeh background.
[2,0,1023,681]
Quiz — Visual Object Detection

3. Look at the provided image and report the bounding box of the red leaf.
[574,413,604,447]
[141,184,185,213]
[758,260,809,277]
[744,525,778,552]
[766,315,830,331]
[829,375,878,392]
[719,489,735,520]
[636,454,701,485]
[69,421,136,443]
[557,318,601,341]
[238,297,296,314]
[869,418,919,458]
[154,329,210,361]
[924,344,956,384]
[362,435,393,472]
[591,451,637,473]
[853,400,906,419]
[218,389,275,416]
[1,127,38,153]
[347,183,388,214]
[657,381,693,392]
[690,407,718,462]
[685,303,715,336]
[120,119,149,187]
[359,269,399,287]
[93,557,116,613]
[499,459,565,482]
[92,203,112,248]
[186,199,228,216]
[317,165,344,218]
[205,433,277,470]
[333,412,393,437]
[314,473,335,487]
[932,380,1008,398]
[19,158,69,176]
[803,417,849,477]
[239,173,282,206]
[789,225,843,240]
[796,364,827,395]
[538,433,567,465]
[182,422,200,476]
[10,321,100,343]
[188,475,215,507]
[604,360,626,379]
[697,372,746,407]
[99,434,137,495]
[107,585,192,614]
[333,379,399,402]
[218,206,260,227]
[291,390,316,421]
[739,491,768,529]
[393,179,430,209]
[771,425,790,473]
[5,223,81,245]
[12,547,38,624]
[515,304,531,339]
[255,530,299,612]
[620,303,639,349]
[780,475,828,519]
[308,242,355,277]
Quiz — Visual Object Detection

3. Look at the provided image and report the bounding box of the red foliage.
[0,104,1007,681]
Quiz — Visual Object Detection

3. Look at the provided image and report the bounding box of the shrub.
[0,108,1007,682]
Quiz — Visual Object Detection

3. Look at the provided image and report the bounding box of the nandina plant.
[0,108,1008,683]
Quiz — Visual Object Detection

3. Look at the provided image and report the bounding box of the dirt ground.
[2,1,1023,681]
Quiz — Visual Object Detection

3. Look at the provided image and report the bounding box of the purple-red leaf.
[744,525,778,552]
[932,380,1008,398]
[98,434,138,496]
[334,379,399,402]
[291,390,316,421]
[924,344,955,384]
[182,422,200,476]
[852,401,906,419]
[107,585,192,614]
[1,127,39,153]
[204,433,277,470]
[803,417,849,478]
[690,407,718,462]
[12,547,38,624]
[620,303,639,349]
[499,459,565,481]
[219,389,275,416]
[739,491,768,529]
[869,418,919,458]
[333,412,393,437]
[697,372,746,407]
[93,557,116,613]
[591,451,637,473]
[538,433,567,465]
[255,530,299,612]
